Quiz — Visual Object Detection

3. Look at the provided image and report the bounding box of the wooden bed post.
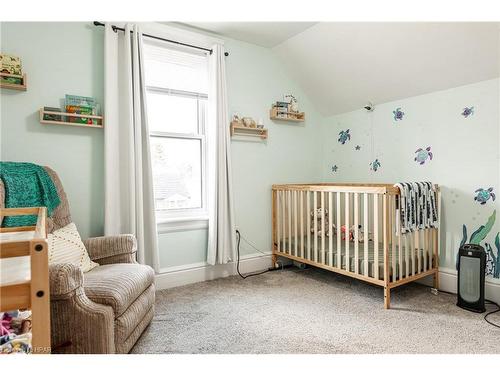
[383,193,391,309]
[272,189,278,268]
[433,188,441,289]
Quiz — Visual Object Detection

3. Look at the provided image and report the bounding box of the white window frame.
[147,85,209,224]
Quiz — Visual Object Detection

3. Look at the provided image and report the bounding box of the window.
[143,40,209,220]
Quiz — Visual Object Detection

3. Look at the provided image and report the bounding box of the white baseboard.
[155,253,272,290]
[156,256,500,306]
[418,267,500,305]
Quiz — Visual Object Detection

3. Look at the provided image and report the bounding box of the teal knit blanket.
[0,162,61,227]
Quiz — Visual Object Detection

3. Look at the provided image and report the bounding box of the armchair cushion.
[83,263,155,316]
[84,234,137,265]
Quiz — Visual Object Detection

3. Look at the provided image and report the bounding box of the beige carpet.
[131,267,500,354]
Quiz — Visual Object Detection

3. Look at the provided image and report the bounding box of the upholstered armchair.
[0,167,155,354]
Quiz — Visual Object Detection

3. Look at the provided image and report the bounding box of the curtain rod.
[93,21,229,56]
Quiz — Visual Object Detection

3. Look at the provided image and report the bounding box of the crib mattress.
[278,237,435,280]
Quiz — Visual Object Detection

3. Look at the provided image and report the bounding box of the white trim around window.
[157,217,209,234]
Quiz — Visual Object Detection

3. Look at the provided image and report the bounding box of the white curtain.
[207,44,236,265]
[104,24,160,272]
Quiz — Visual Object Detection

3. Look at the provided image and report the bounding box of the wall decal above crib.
[370,159,381,171]
[414,147,433,165]
[393,107,405,121]
[331,165,339,173]
[461,106,474,118]
[338,129,351,144]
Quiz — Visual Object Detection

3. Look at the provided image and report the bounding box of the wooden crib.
[271,183,441,309]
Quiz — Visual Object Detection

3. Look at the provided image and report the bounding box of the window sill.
[157,216,209,234]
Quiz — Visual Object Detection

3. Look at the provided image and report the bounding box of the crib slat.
[398,206,402,280]
[321,192,326,264]
[428,230,432,270]
[405,233,409,278]
[374,194,379,280]
[354,193,359,274]
[300,191,304,258]
[276,190,281,252]
[294,191,298,257]
[313,191,318,262]
[423,229,427,272]
[345,192,350,272]
[391,195,397,282]
[282,190,286,254]
[426,215,430,271]
[363,193,369,277]
[416,228,421,274]
[337,192,341,268]
[383,195,389,284]
[411,231,416,276]
[328,192,333,266]
[288,191,292,254]
[307,191,311,260]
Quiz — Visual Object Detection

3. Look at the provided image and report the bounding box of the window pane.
[147,92,199,134]
[151,137,202,211]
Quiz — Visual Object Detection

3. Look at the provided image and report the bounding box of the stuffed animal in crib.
[309,208,337,237]
[340,224,373,242]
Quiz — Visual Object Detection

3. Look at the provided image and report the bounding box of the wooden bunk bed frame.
[271,183,441,309]
[0,207,51,353]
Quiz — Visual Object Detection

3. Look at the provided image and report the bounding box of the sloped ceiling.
[273,22,500,116]
[182,22,317,48]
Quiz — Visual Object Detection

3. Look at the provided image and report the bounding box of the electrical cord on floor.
[432,288,500,329]
[484,300,500,329]
[235,230,274,279]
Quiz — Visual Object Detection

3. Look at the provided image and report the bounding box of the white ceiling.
[183,22,317,48]
[273,22,500,116]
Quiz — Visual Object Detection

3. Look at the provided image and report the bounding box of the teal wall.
[1,22,324,269]
[1,22,105,239]
[321,79,500,281]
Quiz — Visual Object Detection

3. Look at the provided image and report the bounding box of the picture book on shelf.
[0,54,22,76]
[65,95,99,124]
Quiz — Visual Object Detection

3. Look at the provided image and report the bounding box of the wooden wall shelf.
[269,107,305,122]
[39,108,104,129]
[230,123,268,139]
[0,73,27,91]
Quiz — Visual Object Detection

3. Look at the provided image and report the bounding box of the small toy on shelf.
[284,94,299,113]
[242,117,257,128]
[231,114,243,127]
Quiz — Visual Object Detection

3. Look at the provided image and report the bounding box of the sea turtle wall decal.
[393,107,404,121]
[461,106,474,118]
[331,165,339,173]
[338,129,351,144]
[370,159,381,172]
[414,146,433,165]
[474,187,496,205]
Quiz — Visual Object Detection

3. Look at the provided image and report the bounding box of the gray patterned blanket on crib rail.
[393,182,438,233]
